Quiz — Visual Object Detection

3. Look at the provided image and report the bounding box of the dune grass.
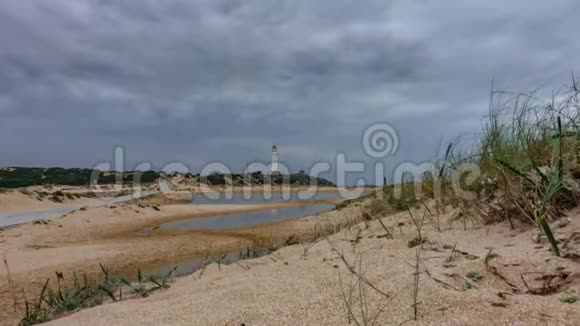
[475,77,580,255]
[369,76,580,256]
[19,264,177,326]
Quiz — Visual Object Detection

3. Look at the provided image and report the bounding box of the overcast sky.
[0,0,578,183]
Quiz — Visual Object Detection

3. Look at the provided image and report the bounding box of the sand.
[0,185,347,216]
[1,187,579,325]
[0,190,98,216]
[47,208,580,325]
[0,188,354,324]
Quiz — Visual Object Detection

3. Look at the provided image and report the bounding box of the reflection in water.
[160,204,335,230]
[142,199,349,278]
[190,191,362,204]
[145,252,242,278]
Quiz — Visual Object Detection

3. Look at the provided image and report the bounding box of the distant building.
[298,170,306,175]
[271,145,279,173]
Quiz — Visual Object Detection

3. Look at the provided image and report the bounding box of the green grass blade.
[538,216,560,256]
[557,116,563,182]
[494,158,536,187]
[97,285,117,302]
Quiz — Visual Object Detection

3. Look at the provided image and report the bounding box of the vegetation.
[560,293,577,304]
[20,264,177,326]
[0,168,334,189]
[204,171,334,187]
[370,76,580,257]
[17,237,328,325]
[475,77,580,256]
[465,271,485,282]
[0,168,160,189]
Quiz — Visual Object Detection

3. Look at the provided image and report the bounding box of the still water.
[190,190,362,204]
[160,203,335,230]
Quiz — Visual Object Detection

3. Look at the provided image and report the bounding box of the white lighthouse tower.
[271,145,279,173]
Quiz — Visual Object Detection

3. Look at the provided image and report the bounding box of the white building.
[271,145,279,173]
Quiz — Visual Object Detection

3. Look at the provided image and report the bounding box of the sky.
[0,0,579,184]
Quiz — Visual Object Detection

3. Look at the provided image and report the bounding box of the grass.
[369,76,580,257]
[195,243,281,278]
[338,255,386,326]
[19,264,177,325]
[411,248,422,321]
[197,245,276,275]
[121,266,177,297]
[238,245,274,260]
[465,271,485,282]
[560,293,577,304]
[333,242,391,325]
[473,78,580,256]
[407,236,426,249]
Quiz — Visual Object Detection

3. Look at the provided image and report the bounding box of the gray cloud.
[0,0,579,183]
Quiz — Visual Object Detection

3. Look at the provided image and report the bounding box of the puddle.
[159,204,335,230]
[141,202,339,277]
[145,251,243,278]
[140,193,362,279]
[0,191,360,228]
[190,190,362,204]
[134,230,153,237]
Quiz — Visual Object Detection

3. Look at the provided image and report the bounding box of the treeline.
[203,171,335,187]
[0,167,334,188]
[0,167,159,188]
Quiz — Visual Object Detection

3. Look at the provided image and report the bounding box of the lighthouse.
[271,145,279,173]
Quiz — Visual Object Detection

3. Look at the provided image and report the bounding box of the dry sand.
[0,189,353,324]
[0,185,347,215]
[1,187,579,325]
[47,208,580,325]
[0,190,99,215]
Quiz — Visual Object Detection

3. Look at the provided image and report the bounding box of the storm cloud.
[0,0,579,183]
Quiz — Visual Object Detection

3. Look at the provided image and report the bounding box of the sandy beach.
[39,205,580,325]
[0,186,361,324]
[0,184,579,325]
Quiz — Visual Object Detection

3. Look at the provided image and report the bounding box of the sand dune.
[44,207,580,325]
